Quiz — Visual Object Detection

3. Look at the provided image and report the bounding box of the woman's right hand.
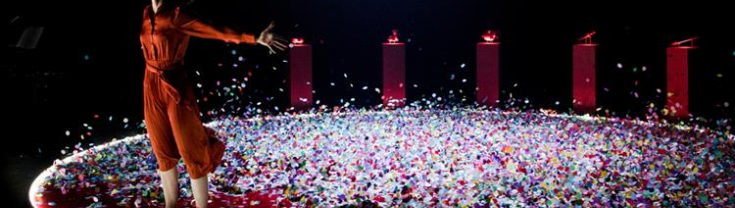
[257,21,288,54]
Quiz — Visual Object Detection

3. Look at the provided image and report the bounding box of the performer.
[140,0,287,207]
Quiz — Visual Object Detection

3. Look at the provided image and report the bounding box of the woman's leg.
[166,76,225,208]
[144,72,182,208]
[167,102,224,208]
[190,175,209,208]
[159,168,180,208]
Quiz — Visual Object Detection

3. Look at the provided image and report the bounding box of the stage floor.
[30,109,735,207]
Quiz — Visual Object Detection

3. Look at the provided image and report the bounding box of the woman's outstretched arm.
[172,7,256,45]
[172,7,287,52]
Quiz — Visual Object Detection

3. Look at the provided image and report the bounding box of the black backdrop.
[2,0,733,206]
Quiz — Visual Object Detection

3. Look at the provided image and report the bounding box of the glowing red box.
[476,42,500,107]
[382,43,406,108]
[666,46,691,118]
[289,43,312,110]
[572,44,597,113]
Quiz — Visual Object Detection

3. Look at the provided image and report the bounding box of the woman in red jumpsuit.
[141,1,286,207]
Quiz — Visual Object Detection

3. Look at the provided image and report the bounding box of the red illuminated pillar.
[289,38,312,110]
[476,30,500,107]
[382,30,406,108]
[572,44,597,113]
[476,42,500,107]
[666,46,692,118]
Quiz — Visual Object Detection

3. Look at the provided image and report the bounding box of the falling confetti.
[28,38,735,208]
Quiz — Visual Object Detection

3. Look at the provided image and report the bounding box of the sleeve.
[143,5,151,20]
[171,6,257,45]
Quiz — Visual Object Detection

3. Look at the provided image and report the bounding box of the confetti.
[31,108,734,207]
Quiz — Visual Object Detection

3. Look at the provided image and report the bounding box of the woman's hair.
[166,0,194,6]
[146,0,194,7]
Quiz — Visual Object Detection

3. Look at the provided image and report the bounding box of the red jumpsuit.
[140,4,256,179]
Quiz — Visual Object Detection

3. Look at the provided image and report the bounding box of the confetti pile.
[30,108,735,207]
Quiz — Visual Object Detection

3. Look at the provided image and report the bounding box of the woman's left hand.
[257,21,288,54]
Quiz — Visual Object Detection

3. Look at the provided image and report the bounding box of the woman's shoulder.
[143,5,151,18]
[143,3,189,15]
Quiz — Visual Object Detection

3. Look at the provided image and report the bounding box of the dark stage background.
[2,0,733,207]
